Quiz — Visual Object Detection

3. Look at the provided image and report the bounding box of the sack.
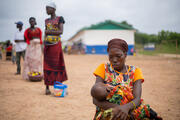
[54,81,67,97]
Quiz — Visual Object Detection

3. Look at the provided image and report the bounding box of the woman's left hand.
[112,105,130,120]
[45,30,50,35]
[45,30,53,35]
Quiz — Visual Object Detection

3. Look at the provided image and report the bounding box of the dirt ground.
[0,54,180,120]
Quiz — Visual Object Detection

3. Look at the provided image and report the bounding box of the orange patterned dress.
[93,63,152,120]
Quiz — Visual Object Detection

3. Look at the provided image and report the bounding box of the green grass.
[138,50,158,55]
[156,43,180,54]
[135,43,180,55]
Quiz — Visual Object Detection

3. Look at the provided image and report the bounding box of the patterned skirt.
[23,39,43,80]
[44,41,68,85]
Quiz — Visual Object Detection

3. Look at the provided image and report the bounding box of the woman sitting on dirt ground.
[91,38,162,120]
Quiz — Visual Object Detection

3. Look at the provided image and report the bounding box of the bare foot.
[15,72,20,75]
[45,89,51,95]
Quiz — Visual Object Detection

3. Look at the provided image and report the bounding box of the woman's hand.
[45,30,62,36]
[112,105,130,120]
[45,30,51,35]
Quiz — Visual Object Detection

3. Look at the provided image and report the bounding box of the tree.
[120,21,133,28]
[158,30,180,45]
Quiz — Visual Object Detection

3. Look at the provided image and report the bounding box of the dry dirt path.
[0,55,180,120]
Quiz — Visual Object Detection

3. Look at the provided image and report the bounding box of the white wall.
[68,31,85,45]
[83,30,135,45]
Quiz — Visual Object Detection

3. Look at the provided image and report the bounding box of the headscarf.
[46,1,56,9]
[107,38,128,53]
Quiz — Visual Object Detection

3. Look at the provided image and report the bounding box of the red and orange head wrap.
[107,38,128,54]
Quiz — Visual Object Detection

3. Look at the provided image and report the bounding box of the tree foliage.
[135,30,180,46]
[120,21,133,28]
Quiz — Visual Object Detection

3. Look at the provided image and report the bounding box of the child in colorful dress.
[91,83,162,120]
[91,38,162,120]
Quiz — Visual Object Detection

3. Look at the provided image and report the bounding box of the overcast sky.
[0,0,180,42]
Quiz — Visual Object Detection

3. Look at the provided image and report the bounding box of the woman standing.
[23,17,43,80]
[44,2,68,95]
